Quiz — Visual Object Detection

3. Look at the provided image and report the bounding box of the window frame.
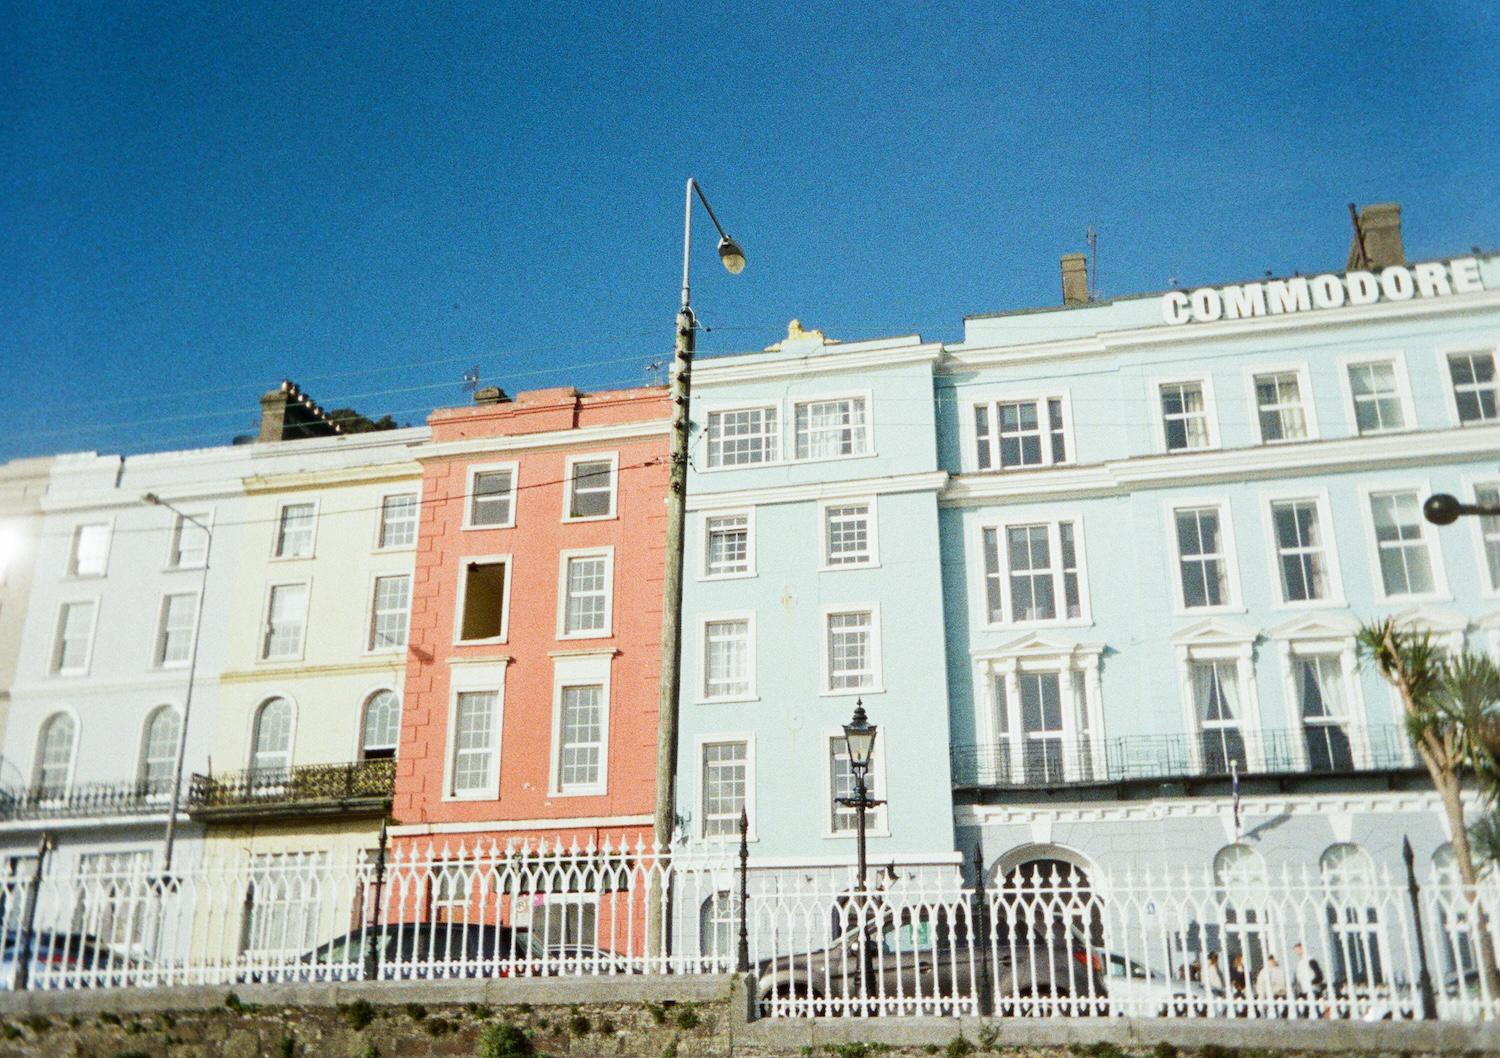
[819,604,884,696]
[1437,344,1500,427]
[822,727,889,839]
[818,497,880,570]
[270,498,320,561]
[1464,476,1500,598]
[137,705,181,792]
[699,507,756,580]
[32,710,79,794]
[695,734,755,841]
[374,490,421,551]
[1164,499,1244,615]
[247,695,297,774]
[968,392,1074,472]
[153,590,200,669]
[51,598,99,676]
[258,579,312,662]
[1260,489,1346,609]
[164,506,214,571]
[697,612,756,704]
[358,687,402,761]
[976,646,1107,785]
[556,546,615,640]
[1245,363,1319,445]
[974,515,1092,629]
[1273,633,1370,774]
[443,671,506,802]
[67,519,113,579]
[789,392,874,464]
[1336,352,1416,437]
[562,452,619,523]
[1153,376,1220,454]
[365,572,413,654]
[701,401,782,471]
[1358,481,1450,603]
[547,652,612,797]
[462,461,520,531]
[1172,622,1264,774]
[452,554,513,645]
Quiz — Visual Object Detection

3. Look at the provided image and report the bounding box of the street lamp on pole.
[650,179,747,957]
[1423,492,1500,526]
[143,492,212,874]
[838,700,884,894]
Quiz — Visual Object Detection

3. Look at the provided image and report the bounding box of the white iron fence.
[1,839,1497,1023]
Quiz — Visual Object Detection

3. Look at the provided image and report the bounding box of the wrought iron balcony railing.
[188,758,396,820]
[0,779,180,823]
[950,724,1415,790]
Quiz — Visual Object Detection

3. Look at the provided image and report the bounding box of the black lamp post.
[838,701,883,895]
[1423,492,1500,526]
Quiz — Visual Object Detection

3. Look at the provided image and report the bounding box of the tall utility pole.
[649,179,745,958]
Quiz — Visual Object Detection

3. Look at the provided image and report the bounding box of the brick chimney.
[1347,202,1404,270]
[258,380,343,442]
[1061,253,1089,306]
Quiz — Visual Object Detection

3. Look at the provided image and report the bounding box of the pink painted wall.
[394,386,670,842]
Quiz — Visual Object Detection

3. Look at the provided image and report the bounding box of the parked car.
[1094,949,1213,1017]
[0,930,140,989]
[756,905,1107,1016]
[245,923,538,982]
[518,944,638,976]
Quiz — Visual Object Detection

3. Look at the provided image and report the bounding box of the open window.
[458,559,509,642]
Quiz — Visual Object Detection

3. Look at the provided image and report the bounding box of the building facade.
[0,457,54,748]
[939,232,1500,904]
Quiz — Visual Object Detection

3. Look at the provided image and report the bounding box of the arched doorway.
[992,847,1103,949]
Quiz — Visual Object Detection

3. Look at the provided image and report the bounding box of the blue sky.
[2,1,1497,459]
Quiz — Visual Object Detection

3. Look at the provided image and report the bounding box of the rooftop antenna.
[1086,225,1099,301]
[644,358,666,387]
[461,365,480,399]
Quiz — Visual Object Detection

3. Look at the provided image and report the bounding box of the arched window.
[250,698,293,774]
[1430,844,1476,979]
[361,690,400,761]
[1213,844,1269,981]
[699,891,738,966]
[1320,843,1384,996]
[138,706,181,793]
[33,713,76,794]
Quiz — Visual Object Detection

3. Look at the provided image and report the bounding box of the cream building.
[0,457,53,749]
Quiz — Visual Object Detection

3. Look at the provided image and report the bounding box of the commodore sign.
[1162,257,1486,325]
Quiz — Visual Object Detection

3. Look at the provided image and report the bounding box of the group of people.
[1188,943,1328,1015]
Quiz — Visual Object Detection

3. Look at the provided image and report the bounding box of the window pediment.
[1266,613,1360,642]
[1170,617,1257,648]
[1389,605,1468,636]
[976,631,1104,665]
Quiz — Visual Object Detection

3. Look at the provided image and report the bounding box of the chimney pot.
[1348,202,1404,270]
[1061,253,1089,307]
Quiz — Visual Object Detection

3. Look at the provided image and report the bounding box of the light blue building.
[939,217,1500,895]
[675,325,960,883]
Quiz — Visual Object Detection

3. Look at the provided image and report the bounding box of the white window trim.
[819,603,885,697]
[789,390,876,465]
[353,684,402,761]
[1163,498,1245,616]
[562,452,619,523]
[258,578,313,663]
[556,547,616,640]
[972,513,1093,630]
[364,571,413,656]
[965,390,1075,473]
[31,707,81,792]
[1463,474,1500,599]
[1357,480,1451,604]
[698,399,783,472]
[442,663,508,801]
[1172,627,1263,774]
[136,704,182,788]
[373,489,422,552]
[1245,362,1320,445]
[245,692,299,772]
[1151,375,1221,454]
[1336,351,1417,437]
[1273,635,1371,773]
[698,507,757,581]
[1259,488,1347,609]
[696,611,757,704]
[66,516,115,579]
[546,652,612,797]
[820,725,890,839]
[974,644,1107,783]
[1435,342,1500,428]
[270,497,321,561]
[452,553,513,646]
[153,589,201,670]
[163,505,215,571]
[694,732,756,842]
[462,461,520,531]
[818,496,880,571]
[51,597,100,677]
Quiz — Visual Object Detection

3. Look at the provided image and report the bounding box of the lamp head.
[717,236,746,275]
[143,492,162,506]
[843,699,877,769]
[1423,493,1462,526]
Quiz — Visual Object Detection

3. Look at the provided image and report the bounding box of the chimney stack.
[1347,202,1404,270]
[1061,253,1089,307]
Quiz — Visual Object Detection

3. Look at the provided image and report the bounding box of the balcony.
[0,780,179,824]
[188,758,395,822]
[950,724,1417,792]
